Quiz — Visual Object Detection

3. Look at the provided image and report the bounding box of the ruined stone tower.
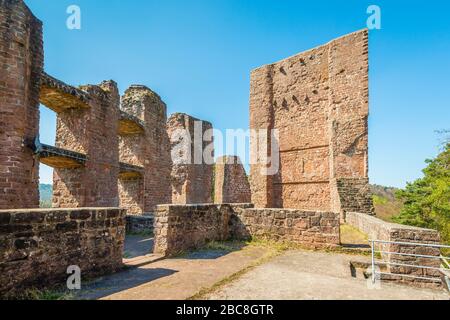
[51,80,121,208]
[167,113,214,204]
[0,0,43,209]
[249,29,374,217]
[119,85,172,214]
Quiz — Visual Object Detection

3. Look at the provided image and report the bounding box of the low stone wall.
[0,208,126,297]
[126,214,154,234]
[153,204,232,256]
[230,208,340,248]
[153,204,340,256]
[346,212,442,287]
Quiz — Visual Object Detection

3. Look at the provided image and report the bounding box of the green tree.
[394,143,450,245]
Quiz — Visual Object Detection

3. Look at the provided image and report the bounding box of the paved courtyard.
[75,241,274,300]
[71,235,450,300]
[205,250,450,300]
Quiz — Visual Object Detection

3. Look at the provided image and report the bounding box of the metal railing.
[370,239,450,284]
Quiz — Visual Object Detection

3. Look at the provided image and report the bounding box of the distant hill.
[39,184,52,208]
[38,183,403,217]
[370,184,404,222]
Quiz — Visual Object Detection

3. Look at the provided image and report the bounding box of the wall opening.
[38,104,56,207]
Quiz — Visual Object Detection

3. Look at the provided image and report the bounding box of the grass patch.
[5,287,74,300]
[202,240,245,252]
[245,236,300,251]
[340,224,369,245]
[373,195,388,205]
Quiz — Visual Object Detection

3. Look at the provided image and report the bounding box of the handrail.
[376,250,450,260]
[370,239,450,249]
[369,239,449,285]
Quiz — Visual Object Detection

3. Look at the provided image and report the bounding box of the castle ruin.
[0,0,442,296]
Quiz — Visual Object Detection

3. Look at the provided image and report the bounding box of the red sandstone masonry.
[0,207,126,297]
[153,204,340,256]
[230,207,340,249]
[249,30,373,216]
[167,113,214,204]
[0,0,43,209]
[346,212,442,287]
[214,156,251,204]
[119,85,171,214]
[52,81,120,208]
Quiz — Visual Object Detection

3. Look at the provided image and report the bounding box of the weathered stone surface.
[153,204,339,256]
[52,81,121,208]
[346,212,442,287]
[334,178,374,220]
[167,113,214,204]
[119,85,172,214]
[0,0,43,209]
[0,207,126,298]
[118,110,145,135]
[249,30,373,216]
[214,156,251,204]
[126,214,154,234]
[39,72,91,112]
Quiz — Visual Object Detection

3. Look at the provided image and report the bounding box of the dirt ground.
[72,236,449,300]
[205,250,449,300]
[75,240,275,300]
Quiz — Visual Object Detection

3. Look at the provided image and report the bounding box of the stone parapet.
[0,207,126,297]
[346,212,442,287]
[153,204,340,256]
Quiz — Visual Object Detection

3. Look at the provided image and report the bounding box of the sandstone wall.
[119,85,171,214]
[214,156,251,204]
[53,81,120,208]
[346,212,442,286]
[0,0,43,209]
[126,214,154,234]
[0,207,126,297]
[153,204,340,256]
[334,178,374,220]
[118,178,143,215]
[230,208,340,248]
[167,113,214,204]
[249,30,372,215]
[153,204,232,256]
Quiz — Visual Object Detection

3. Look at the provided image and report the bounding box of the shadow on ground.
[177,242,248,260]
[75,267,177,300]
[123,235,154,259]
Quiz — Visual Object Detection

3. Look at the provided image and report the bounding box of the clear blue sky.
[26,0,450,188]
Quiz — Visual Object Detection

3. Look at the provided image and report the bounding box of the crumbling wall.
[167,113,214,204]
[53,81,120,208]
[214,156,251,204]
[0,207,126,297]
[249,30,373,215]
[153,204,340,256]
[0,0,43,209]
[118,178,143,215]
[126,214,154,234]
[334,178,374,220]
[119,85,171,214]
